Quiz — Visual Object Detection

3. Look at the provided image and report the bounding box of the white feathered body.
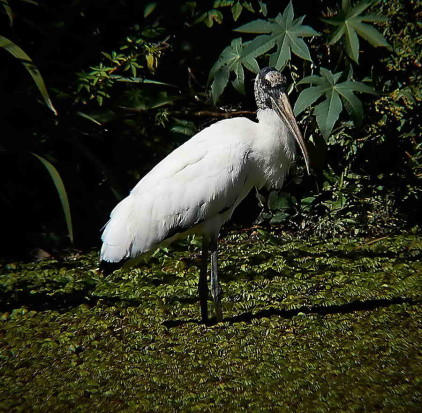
[100,109,296,264]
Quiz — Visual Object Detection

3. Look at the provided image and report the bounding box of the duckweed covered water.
[1,234,421,411]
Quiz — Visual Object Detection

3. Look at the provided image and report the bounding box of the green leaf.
[2,0,14,25]
[209,37,260,103]
[322,0,391,62]
[0,35,57,115]
[211,2,319,102]
[315,89,342,139]
[336,87,363,124]
[270,211,289,224]
[170,119,197,137]
[293,85,327,115]
[110,75,177,88]
[268,191,291,211]
[236,19,273,33]
[144,2,157,18]
[236,1,319,70]
[76,111,102,126]
[295,68,377,138]
[32,153,73,243]
[353,21,391,48]
[231,2,242,21]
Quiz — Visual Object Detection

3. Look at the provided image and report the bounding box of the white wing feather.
[101,117,258,263]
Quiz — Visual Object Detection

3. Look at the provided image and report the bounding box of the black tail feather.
[99,260,125,275]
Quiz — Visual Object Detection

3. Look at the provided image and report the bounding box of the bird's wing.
[101,118,257,263]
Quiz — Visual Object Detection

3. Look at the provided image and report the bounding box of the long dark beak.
[271,93,310,174]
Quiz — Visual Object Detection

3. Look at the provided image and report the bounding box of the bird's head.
[255,67,310,173]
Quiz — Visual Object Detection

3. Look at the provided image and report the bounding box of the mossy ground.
[1,233,421,412]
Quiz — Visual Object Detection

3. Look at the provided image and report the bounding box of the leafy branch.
[209,1,319,103]
[322,0,391,63]
[76,35,169,105]
[294,67,376,139]
[235,1,319,68]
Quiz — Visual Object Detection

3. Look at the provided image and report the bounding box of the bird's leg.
[199,237,209,324]
[210,238,223,322]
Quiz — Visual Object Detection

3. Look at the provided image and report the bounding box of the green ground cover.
[1,233,421,411]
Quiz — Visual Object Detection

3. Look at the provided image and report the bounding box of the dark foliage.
[0,0,420,256]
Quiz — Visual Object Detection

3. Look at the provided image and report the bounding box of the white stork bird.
[100,67,309,324]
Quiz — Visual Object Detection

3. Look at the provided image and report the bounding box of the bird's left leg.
[210,237,223,322]
[199,236,210,324]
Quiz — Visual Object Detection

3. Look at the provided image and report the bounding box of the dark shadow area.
[163,297,420,328]
[0,288,142,313]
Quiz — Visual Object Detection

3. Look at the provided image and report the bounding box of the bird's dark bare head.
[254,67,310,173]
[255,67,287,109]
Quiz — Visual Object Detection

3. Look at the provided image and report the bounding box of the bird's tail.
[100,196,139,266]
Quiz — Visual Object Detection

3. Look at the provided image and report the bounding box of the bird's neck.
[256,109,296,160]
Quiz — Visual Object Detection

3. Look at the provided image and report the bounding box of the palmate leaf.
[209,1,319,103]
[209,37,261,104]
[0,35,57,115]
[294,68,376,139]
[322,0,391,63]
[236,1,319,69]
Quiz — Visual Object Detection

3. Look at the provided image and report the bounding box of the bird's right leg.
[199,236,209,324]
[210,237,223,323]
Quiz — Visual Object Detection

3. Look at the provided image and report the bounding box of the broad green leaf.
[353,21,391,48]
[211,2,319,102]
[236,1,319,70]
[336,87,363,124]
[231,2,242,21]
[293,85,327,115]
[270,211,289,224]
[315,90,342,139]
[322,0,391,62]
[339,80,376,94]
[232,63,245,94]
[268,191,291,210]
[269,35,290,69]
[236,19,273,33]
[209,37,260,103]
[298,74,326,85]
[170,119,197,137]
[295,68,377,138]
[32,153,73,243]
[211,68,230,104]
[344,22,360,62]
[0,35,57,115]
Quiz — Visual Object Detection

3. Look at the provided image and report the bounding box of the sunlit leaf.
[32,153,73,243]
[209,37,261,103]
[210,2,319,103]
[231,2,242,21]
[236,1,319,69]
[294,68,376,138]
[322,0,391,63]
[0,35,57,115]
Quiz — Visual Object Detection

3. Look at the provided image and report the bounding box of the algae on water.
[0,234,421,411]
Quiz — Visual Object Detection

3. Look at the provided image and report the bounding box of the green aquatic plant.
[0,233,421,411]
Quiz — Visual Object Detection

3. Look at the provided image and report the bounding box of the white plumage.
[100,67,309,324]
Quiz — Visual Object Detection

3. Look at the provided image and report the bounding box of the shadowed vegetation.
[1,233,421,411]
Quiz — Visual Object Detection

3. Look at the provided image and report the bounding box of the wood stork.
[100,67,309,324]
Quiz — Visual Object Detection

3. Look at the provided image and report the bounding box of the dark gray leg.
[210,238,223,322]
[199,237,209,324]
